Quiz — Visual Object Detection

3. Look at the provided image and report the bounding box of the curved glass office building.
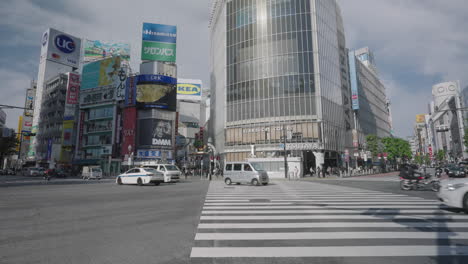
[210,0,353,171]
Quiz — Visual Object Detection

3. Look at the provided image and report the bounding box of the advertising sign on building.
[352,129,358,147]
[136,74,177,111]
[66,73,80,104]
[125,76,137,106]
[84,39,130,62]
[115,67,127,101]
[177,79,202,102]
[141,23,177,62]
[61,120,74,147]
[138,119,173,149]
[348,51,360,110]
[41,28,82,68]
[21,116,33,133]
[24,88,35,117]
[121,107,137,158]
[63,72,80,120]
[416,114,426,124]
[47,139,53,160]
[81,57,122,90]
[80,87,115,106]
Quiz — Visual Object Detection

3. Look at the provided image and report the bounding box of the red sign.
[121,107,137,159]
[66,73,80,104]
[428,145,433,157]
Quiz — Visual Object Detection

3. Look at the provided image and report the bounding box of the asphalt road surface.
[2,174,468,264]
[0,176,209,264]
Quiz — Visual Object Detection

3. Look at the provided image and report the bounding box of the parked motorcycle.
[400,173,440,192]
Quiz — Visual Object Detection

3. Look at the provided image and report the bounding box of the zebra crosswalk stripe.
[190,181,468,259]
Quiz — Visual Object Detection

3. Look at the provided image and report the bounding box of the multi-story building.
[76,57,127,175]
[0,109,5,131]
[175,79,204,165]
[461,85,468,127]
[348,47,392,158]
[36,73,79,168]
[209,0,353,175]
[429,81,467,160]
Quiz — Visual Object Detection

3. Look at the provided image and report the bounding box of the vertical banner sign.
[47,139,53,160]
[121,107,137,158]
[116,67,127,101]
[141,23,177,62]
[66,73,80,104]
[64,73,80,120]
[24,88,35,116]
[125,76,137,106]
[348,51,360,110]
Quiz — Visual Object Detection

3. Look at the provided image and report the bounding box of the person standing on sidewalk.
[309,166,315,177]
[317,166,322,178]
[293,166,299,180]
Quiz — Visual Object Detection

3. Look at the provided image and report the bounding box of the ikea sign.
[177,83,201,96]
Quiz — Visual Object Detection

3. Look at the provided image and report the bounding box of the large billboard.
[24,88,35,117]
[177,79,202,102]
[121,107,137,159]
[41,28,81,68]
[81,57,122,90]
[138,119,173,149]
[136,74,177,111]
[141,23,177,62]
[84,39,130,62]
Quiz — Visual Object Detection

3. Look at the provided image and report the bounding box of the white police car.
[116,167,165,186]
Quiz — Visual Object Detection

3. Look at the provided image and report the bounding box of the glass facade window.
[226,0,316,122]
[88,106,114,120]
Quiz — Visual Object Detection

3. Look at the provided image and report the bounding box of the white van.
[154,164,181,182]
[82,166,103,180]
[224,162,269,186]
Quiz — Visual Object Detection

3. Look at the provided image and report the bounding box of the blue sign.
[142,23,177,43]
[137,74,177,85]
[55,34,76,54]
[137,149,162,158]
[125,76,137,106]
[47,139,53,160]
[348,51,360,110]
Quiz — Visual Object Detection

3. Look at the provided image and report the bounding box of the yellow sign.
[177,83,201,96]
[416,114,426,124]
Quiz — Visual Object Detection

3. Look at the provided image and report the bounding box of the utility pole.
[283,124,288,179]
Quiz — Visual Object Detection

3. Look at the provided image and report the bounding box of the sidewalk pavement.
[299,171,400,181]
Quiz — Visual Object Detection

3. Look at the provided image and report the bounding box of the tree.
[436,149,446,162]
[365,135,381,159]
[381,137,412,162]
[0,135,18,162]
[465,128,468,151]
[414,154,423,165]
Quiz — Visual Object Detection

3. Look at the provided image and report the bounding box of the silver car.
[223,162,269,186]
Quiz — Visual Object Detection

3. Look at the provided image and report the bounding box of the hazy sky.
[0,0,467,138]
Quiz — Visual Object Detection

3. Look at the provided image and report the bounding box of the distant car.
[45,169,67,178]
[116,167,165,186]
[29,167,45,177]
[447,166,466,178]
[438,178,468,213]
[82,166,102,180]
